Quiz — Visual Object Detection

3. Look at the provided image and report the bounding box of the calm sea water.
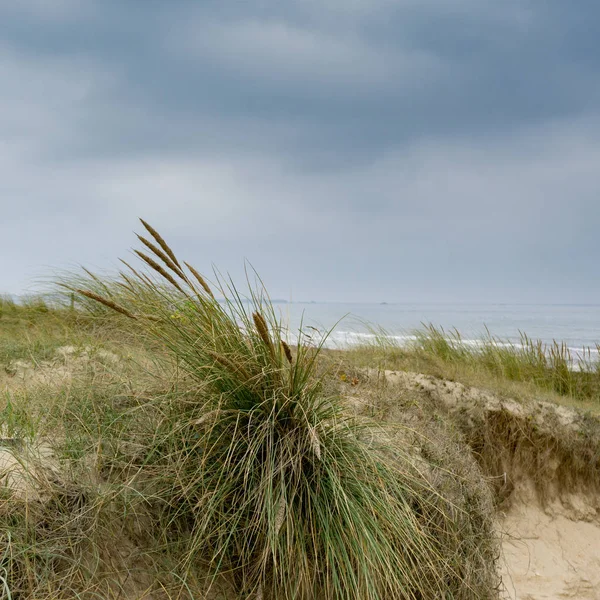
[274,302,600,355]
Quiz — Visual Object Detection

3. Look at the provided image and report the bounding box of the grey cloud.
[1,0,597,177]
[0,1,599,303]
[2,116,599,301]
[170,18,443,90]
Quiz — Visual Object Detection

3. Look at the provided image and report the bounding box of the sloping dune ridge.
[376,370,600,600]
[2,345,599,598]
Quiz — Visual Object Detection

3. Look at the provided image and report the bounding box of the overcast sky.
[1,0,599,303]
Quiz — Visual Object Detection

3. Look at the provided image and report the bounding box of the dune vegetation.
[343,323,600,415]
[1,221,599,599]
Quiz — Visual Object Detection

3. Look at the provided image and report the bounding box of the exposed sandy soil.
[500,500,600,599]
[0,346,233,599]
[377,370,600,600]
[0,441,59,503]
[1,345,120,390]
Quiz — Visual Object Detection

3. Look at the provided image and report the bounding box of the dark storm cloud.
[0,0,599,301]
[4,0,600,163]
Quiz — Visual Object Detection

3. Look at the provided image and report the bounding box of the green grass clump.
[64,220,498,599]
[0,296,81,366]
[411,325,600,402]
[1,473,95,598]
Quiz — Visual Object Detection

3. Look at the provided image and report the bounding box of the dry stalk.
[206,350,251,381]
[136,234,187,280]
[139,218,182,268]
[119,258,143,280]
[307,425,321,460]
[76,289,137,319]
[116,279,135,293]
[274,494,286,535]
[81,266,108,289]
[253,312,275,358]
[134,250,185,293]
[119,272,138,292]
[184,262,215,298]
[281,340,293,364]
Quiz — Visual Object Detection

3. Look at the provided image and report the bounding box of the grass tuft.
[413,324,600,402]
[63,224,499,599]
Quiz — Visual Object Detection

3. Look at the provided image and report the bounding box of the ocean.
[275,302,600,356]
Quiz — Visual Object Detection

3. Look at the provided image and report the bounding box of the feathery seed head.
[139,218,182,268]
[136,234,187,280]
[184,261,215,298]
[253,312,274,355]
[134,250,186,293]
[307,425,321,461]
[281,340,293,364]
[76,289,137,319]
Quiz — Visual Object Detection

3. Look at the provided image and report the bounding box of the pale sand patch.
[1,344,120,391]
[0,441,59,502]
[500,501,600,600]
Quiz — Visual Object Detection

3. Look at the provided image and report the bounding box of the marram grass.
[63,219,498,599]
[413,324,600,402]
